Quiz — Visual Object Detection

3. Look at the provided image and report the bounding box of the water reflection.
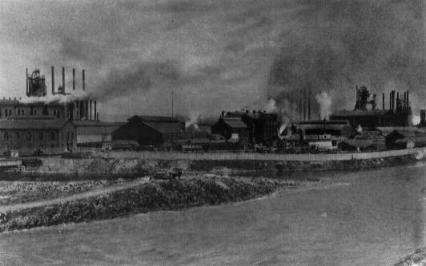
[1,164,426,265]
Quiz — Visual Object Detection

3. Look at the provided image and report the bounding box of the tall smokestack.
[86,100,89,120]
[89,100,92,120]
[407,91,410,112]
[389,91,392,111]
[72,68,75,90]
[62,67,65,93]
[26,68,29,96]
[96,112,99,121]
[396,92,400,111]
[82,69,85,91]
[402,91,405,110]
[51,66,55,95]
[299,89,302,121]
[404,91,407,111]
[94,101,97,121]
[303,88,307,120]
[382,93,385,110]
[308,88,311,120]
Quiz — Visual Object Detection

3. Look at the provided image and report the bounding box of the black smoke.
[268,0,426,115]
[91,62,182,101]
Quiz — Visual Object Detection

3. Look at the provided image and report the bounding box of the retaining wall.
[106,147,426,161]
[14,147,426,178]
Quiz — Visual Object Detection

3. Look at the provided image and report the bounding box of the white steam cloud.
[185,111,201,129]
[20,90,89,104]
[315,91,332,120]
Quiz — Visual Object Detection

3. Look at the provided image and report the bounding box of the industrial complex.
[1,67,426,156]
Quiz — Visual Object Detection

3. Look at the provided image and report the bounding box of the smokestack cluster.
[388,90,410,113]
[297,87,312,121]
[50,66,87,96]
[27,66,98,121]
[281,88,312,121]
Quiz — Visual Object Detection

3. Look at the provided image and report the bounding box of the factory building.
[211,110,279,145]
[330,86,412,128]
[298,120,354,138]
[112,116,185,146]
[0,66,115,155]
[74,121,124,146]
[0,67,99,122]
[0,118,76,155]
[211,117,250,145]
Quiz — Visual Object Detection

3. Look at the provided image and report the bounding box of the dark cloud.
[1,0,425,120]
[92,62,181,101]
[268,0,426,116]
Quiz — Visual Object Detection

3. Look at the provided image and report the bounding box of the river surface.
[1,163,426,265]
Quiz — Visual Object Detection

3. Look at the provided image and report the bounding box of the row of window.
[0,108,62,117]
[4,131,57,141]
[1,109,13,117]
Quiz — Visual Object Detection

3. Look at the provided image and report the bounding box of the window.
[4,132,8,140]
[16,132,20,139]
[27,132,32,141]
[39,132,43,140]
[50,131,56,141]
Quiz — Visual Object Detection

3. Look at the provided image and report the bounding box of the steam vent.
[0,67,122,155]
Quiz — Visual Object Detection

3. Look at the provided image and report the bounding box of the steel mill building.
[211,110,279,146]
[0,67,119,155]
[330,86,412,128]
[0,118,76,155]
[112,115,186,147]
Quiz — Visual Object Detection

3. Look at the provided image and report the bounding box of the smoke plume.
[2,1,426,120]
[315,91,332,120]
[20,90,89,104]
[268,0,426,115]
[185,111,201,129]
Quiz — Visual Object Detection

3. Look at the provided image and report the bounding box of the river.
[1,163,426,265]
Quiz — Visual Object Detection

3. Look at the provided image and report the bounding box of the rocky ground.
[0,179,128,206]
[0,174,326,233]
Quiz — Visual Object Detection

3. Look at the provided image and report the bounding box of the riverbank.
[6,147,424,179]
[0,175,310,233]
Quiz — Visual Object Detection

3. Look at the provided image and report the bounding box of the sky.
[0,0,425,121]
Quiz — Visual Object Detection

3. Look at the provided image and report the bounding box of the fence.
[107,147,426,162]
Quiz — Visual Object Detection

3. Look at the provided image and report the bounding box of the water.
[1,163,426,265]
